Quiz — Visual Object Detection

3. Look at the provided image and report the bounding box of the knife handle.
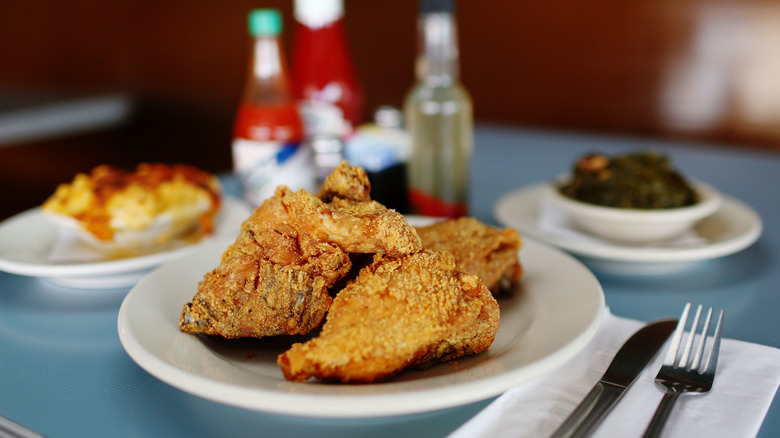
[549,381,624,438]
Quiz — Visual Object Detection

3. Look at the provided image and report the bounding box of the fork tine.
[643,305,724,438]
[678,304,702,369]
[703,309,725,375]
[690,307,713,371]
[664,303,690,366]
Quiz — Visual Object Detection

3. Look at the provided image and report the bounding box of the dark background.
[2,0,779,220]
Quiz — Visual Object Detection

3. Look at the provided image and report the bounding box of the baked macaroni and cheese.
[43,163,221,249]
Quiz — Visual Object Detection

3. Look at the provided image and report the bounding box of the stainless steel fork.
[641,303,724,438]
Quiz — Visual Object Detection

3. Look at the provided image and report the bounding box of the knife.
[549,318,678,438]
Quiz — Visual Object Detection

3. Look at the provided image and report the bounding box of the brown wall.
[1,0,779,218]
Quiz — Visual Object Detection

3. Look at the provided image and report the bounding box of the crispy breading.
[284,191,421,257]
[317,160,372,203]
[277,250,500,383]
[179,162,421,339]
[179,193,351,338]
[415,217,523,294]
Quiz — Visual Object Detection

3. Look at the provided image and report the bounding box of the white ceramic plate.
[0,197,251,289]
[494,183,763,275]
[117,233,605,418]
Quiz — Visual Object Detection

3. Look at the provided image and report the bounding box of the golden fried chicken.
[415,217,523,294]
[277,250,500,383]
[317,160,371,203]
[179,192,352,338]
[284,190,421,257]
[179,162,421,339]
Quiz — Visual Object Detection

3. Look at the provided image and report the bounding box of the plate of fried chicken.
[118,162,605,417]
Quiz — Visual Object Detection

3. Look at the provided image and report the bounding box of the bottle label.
[232,138,315,207]
[408,188,467,218]
[298,101,349,139]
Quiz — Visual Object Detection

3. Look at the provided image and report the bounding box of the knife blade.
[549,318,678,438]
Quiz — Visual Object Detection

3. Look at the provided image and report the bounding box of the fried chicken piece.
[415,217,523,294]
[278,250,500,383]
[179,162,421,339]
[309,162,421,256]
[317,160,371,203]
[285,192,420,256]
[179,194,352,338]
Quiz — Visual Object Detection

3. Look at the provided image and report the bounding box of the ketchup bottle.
[233,9,315,207]
[291,0,364,139]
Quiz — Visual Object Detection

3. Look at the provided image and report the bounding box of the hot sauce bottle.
[233,9,314,207]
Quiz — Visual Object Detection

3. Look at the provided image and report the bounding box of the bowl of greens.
[548,151,721,244]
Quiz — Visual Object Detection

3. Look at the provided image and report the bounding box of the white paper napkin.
[448,310,780,438]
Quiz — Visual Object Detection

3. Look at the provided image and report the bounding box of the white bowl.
[546,180,722,244]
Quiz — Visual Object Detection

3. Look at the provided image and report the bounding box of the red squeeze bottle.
[291,0,364,139]
[232,9,314,207]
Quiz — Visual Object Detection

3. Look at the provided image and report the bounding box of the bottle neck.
[245,35,293,104]
[415,12,460,86]
[251,35,286,80]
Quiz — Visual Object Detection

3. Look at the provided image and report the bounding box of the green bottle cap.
[248,9,282,36]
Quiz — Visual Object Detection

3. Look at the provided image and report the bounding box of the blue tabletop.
[1,125,778,437]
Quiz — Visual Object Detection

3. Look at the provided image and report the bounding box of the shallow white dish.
[547,180,721,244]
[495,183,763,275]
[0,196,251,289]
[117,235,605,418]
